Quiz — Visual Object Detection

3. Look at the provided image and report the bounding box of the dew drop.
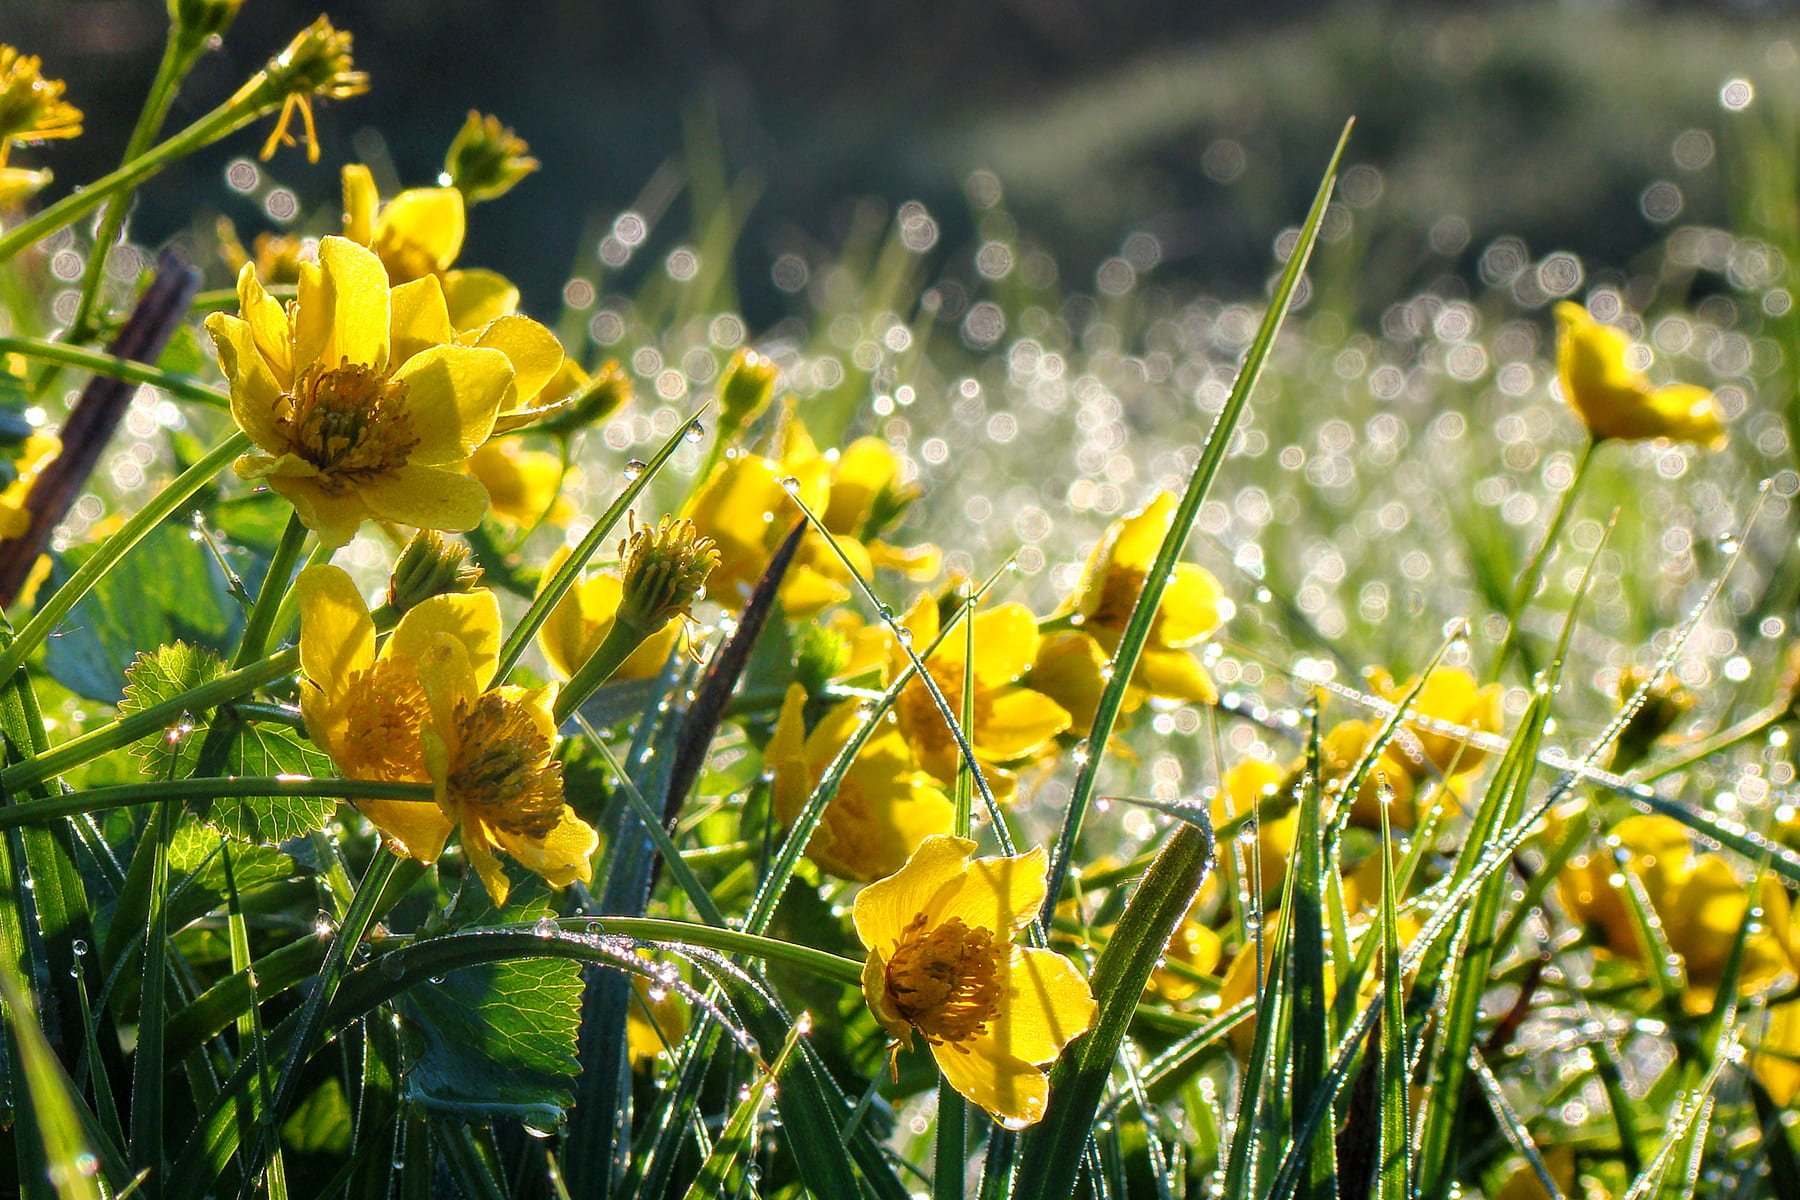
[623,459,648,481]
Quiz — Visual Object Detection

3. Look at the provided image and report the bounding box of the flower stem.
[1492,438,1598,680]
[233,513,309,669]
[0,776,435,831]
[552,620,648,723]
[0,335,229,410]
[60,31,206,362]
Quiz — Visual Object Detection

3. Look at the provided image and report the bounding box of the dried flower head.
[254,18,369,163]
[444,110,539,203]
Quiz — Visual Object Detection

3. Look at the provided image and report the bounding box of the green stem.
[233,514,308,668]
[1492,438,1598,680]
[0,336,230,409]
[0,777,435,831]
[0,78,281,265]
[1637,703,1787,782]
[62,32,204,358]
[0,430,251,681]
[191,285,295,313]
[552,620,648,723]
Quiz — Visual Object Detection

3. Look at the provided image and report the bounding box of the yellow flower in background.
[0,46,82,157]
[1557,814,1793,1013]
[768,684,954,882]
[295,563,500,863]
[0,165,51,207]
[1753,993,1800,1107]
[536,544,686,684]
[854,835,1096,1128]
[205,236,517,547]
[626,967,691,1067]
[1146,905,1223,1004]
[1335,666,1503,829]
[1210,756,1297,893]
[891,597,1072,798]
[1049,492,1226,708]
[1554,302,1726,447]
[342,163,524,332]
[416,630,597,907]
[215,217,309,286]
[0,433,58,541]
[684,414,937,616]
[466,439,570,528]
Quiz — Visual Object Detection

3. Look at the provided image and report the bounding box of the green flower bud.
[616,516,718,635]
[387,529,482,613]
[444,110,539,204]
[718,349,778,436]
[169,0,246,47]
[540,359,633,437]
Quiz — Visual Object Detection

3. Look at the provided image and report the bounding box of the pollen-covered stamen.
[884,913,1007,1047]
[280,358,419,482]
[336,655,431,781]
[446,691,564,836]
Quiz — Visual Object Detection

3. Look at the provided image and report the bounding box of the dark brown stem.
[0,250,200,609]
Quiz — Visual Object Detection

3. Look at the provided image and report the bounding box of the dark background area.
[6,0,1798,322]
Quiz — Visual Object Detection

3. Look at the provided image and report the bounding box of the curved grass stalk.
[0,430,251,682]
[0,777,434,830]
[0,336,230,410]
[1038,119,1355,933]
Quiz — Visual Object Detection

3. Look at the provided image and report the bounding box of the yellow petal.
[930,846,1048,940]
[341,164,378,245]
[493,806,598,889]
[778,563,852,616]
[931,1037,1050,1130]
[465,315,565,411]
[373,187,466,280]
[357,464,492,534]
[358,799,453,864]
[385,589,502,692]
[1154,564,1226,647]
[1130,645,1218,705]
[442,268,520,330]
[969,603,1040,688]
[1030,631,1109,735]
[977,688,1071,762]
[390,344,510,462]
[823,437,900,534]
[267,474,371,549]
[297,235,390,373]
[204,312,287,453]
[389,275,455,365]
[295,563,376,694]
[466,441,568,527]
[462,820,513,907]
[1111,492,1177,573]
[991,946,1096,1064]
[416,631,480,744]
[236,262,293,387]
[768,684,812,829]
[852,834,977,952]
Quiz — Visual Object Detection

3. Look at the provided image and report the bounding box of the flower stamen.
[884,913,1007,1047]
[279,359,418,484]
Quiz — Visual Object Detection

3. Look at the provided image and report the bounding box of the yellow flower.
[683,415,937,616]
[1146,906,1222,1005]
[1049,492,1226,709]
[342,164,534,334]
[626,967,691,1067]
[1554,302,1726,447]
[0,164,50,207]
[1333,666,1504,829]
[768,684,954,882]
[294,563,499,863]
[536,545,684,684]
[854,835,1096,1128]
[0,433,59,541]
[1210,756,1297,893]
[0,47,82,157]
[1753,994,1800,1107]
[416,631,597,907]
[466,440,570,528]
[215,217,308,286]
[206,236,523,548]
[1557,813,1793,1013]
[891,597,1072,798]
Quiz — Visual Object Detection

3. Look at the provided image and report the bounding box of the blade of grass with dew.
[1375,793,1412,1200]
[679,1022,801,1200]
[219,843,288,1200]
[1470,1049,1567,1200]
[438,1121,507,1200]
[938,593,978,1200]
[1039,118,1354,936]
[0,336,230,411]
[1268,487,1765,1199]
[1287,706,1336,1200]
[0,960,107,1200]
[492,408,705,681]
[1623,1050,1731,1200]
[1013,818,1214,1197]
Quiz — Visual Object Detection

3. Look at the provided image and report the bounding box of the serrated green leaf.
[119,643,336,843]
[397,955,583,1124]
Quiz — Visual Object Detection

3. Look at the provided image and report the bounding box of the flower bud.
[169,0,246,47]
[387,529,482,613]
[539,359,632,437]
[616,516,718,635]
[443,111,539,204]
[718,349,778,437]
[1611,667,1696,773]
[250,17,368,163]
[0,46,83,149]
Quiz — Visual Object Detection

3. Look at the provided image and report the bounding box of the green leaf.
[679,1023,802,1200]
[119,642,336,843]
[397,955,583,1125]
[1014,819,1215,1196]
[281,1077,353,1157]
[43,523,243,702]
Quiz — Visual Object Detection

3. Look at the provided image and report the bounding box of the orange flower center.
[280,359,418,483]
[446,691,564,835]
[337,656,431,781]
[885,913,1006,1046]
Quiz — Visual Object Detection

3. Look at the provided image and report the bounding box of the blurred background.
[8,0,1795,322]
